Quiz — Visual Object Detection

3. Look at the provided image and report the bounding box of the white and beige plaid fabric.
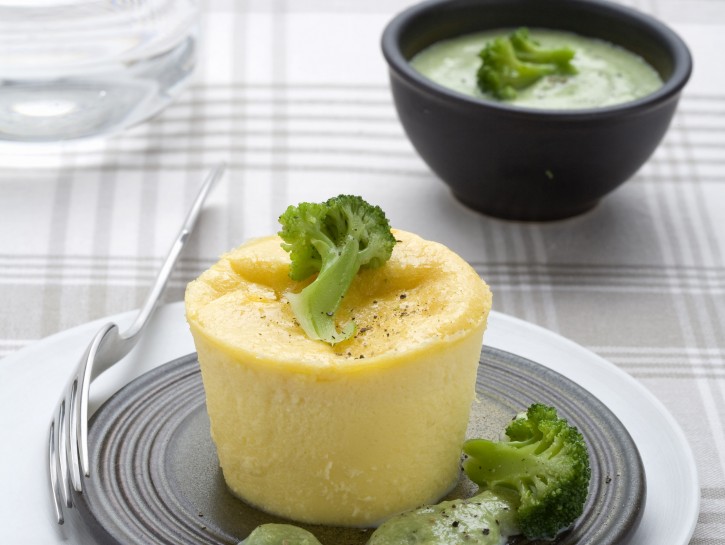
[1,0,723,542]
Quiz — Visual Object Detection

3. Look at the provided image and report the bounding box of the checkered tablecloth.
[1,0,723,542]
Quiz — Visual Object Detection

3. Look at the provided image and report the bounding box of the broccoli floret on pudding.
[477,27,577,100]
[463,403,591,540]
[278,195,396,345]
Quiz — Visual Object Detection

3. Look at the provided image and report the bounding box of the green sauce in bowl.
[410,28,663,109]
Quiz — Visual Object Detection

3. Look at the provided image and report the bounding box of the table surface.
[0,0,723,543]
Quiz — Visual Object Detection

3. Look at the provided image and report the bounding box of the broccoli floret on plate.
[463,403,591,539]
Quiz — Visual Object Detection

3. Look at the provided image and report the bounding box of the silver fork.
[47,163,226,525]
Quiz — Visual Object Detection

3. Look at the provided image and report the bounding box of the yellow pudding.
[185,229,492,526]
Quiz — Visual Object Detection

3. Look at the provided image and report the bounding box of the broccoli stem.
[463,439,547,492]
[510,28,576,71]
[287,236,359,344]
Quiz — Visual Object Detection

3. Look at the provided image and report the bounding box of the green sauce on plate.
[241,490,518,545]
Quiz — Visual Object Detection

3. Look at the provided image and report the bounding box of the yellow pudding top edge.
[184,230,492,375]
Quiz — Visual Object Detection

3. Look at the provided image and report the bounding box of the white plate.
[0,302,699,544]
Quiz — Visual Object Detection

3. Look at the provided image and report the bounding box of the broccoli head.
[477,28,577,100]
[462,403,591,540]
[278,195,396,345]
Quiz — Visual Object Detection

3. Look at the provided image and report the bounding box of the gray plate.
[73,347,645,545]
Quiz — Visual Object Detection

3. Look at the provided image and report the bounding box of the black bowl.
[381,0,692,221]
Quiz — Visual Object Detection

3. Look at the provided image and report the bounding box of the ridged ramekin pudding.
[185,229,492,526]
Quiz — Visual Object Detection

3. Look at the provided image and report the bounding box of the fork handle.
[121,163,226,343]
[77,163,225,479]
